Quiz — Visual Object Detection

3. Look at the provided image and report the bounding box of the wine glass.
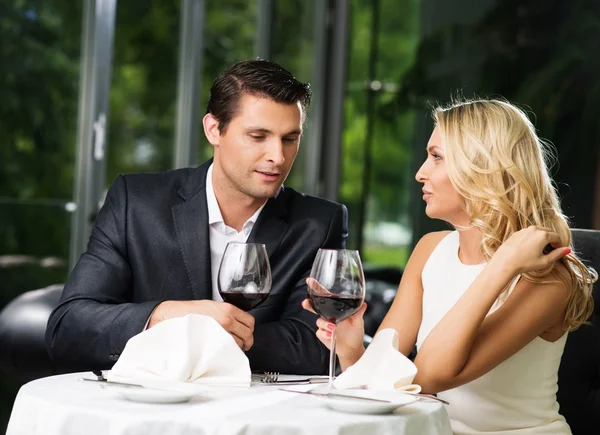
[218,242,272,311]
[307,249,366,387]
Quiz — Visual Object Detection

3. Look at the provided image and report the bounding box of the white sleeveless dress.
[416,231,571,435]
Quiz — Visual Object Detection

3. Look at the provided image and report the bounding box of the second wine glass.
[218,242,272,311]
[307,249,366,387]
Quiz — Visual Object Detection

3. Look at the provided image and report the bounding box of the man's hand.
[148,300,255,350]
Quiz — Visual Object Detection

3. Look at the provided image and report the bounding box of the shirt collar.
[205,164,266,228]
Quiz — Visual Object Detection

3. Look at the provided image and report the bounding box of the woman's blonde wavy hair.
[434,98,596,331]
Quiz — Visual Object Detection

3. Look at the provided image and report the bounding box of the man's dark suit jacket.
[46,160,348,375]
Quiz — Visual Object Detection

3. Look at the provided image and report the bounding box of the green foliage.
[107,0,180,179]
[341,0,420,264]
[0,1,80,266]
[364,244,409,266]
[107,0,258,180]
[199,0,257,162]
[0,1,81,200]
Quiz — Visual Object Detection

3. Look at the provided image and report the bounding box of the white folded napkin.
[107,314,251,387]
[333,328,420,392]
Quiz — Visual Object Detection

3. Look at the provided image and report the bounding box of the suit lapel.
[172,162,213,300]
[172,161,290,300]
[248,190,289,259]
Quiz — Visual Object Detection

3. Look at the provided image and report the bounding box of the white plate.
[315,389,418,415]
[99,381,210,404]
[111,386,201,404]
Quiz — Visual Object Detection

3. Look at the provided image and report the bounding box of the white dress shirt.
[205,164,266,301]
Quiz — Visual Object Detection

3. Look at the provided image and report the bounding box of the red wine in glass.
[218,242,272,311]
[309,293,363,323]
[307,249,366,387]
[220,291,269,311]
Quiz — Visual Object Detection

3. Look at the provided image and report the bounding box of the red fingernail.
[327,324,335,331]
[563,248,571,256]
[326,331,332,337]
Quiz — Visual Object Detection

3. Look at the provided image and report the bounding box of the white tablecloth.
[7,373,452,435]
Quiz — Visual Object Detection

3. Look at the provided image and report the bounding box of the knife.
[78,377,194,393]
[80,377,152,389]
[279,388,392,403]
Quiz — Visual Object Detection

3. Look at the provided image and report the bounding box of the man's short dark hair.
[206,59,312,133]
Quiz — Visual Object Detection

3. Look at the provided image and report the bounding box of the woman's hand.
[491,226,570,276]
[302,278,367,369]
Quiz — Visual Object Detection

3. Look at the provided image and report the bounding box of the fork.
[259,371,328,384]
[350,384,449,405]
[260,371,279,383]
[406,392,449,405]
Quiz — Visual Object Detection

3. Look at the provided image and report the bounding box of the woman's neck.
[456,226,486,265]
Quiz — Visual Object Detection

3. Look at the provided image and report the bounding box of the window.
[107,1,181,181]
[341,0,420,267]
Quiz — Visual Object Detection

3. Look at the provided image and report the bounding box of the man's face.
[206,94,303,201]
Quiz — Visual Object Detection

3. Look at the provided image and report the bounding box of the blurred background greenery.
[1,0,599,430]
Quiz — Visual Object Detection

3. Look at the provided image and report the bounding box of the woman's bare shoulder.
[410,231,453,265]
[416,231,453,252]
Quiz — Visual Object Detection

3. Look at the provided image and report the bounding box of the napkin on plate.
[107,314,251,387]
[333,328,420,392]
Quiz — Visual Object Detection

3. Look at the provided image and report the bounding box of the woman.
[303,99,596,434]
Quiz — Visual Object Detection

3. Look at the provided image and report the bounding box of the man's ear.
[203,113,221,146]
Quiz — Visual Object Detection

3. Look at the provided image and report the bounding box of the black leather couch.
[0,229,598,434]
[0,284,62,383]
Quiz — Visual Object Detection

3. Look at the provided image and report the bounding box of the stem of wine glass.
[328,328,336,388]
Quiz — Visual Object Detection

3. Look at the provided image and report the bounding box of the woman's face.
[415,127,470,226]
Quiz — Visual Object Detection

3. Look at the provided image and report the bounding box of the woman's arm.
[316,231,451,371]
[376,231,451,356]
[414,227,570,393]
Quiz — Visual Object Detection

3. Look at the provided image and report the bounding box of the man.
[46,60,348,375]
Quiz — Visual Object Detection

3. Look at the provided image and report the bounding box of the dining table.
[6,373,453,435]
